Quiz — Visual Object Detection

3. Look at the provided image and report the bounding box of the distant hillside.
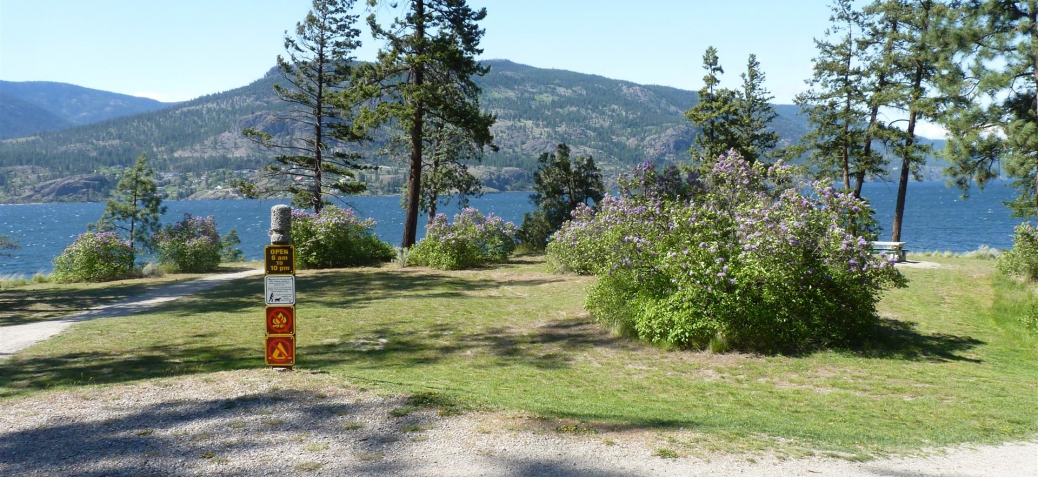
[0,80,172,139]
[0,92,72,139]
[0,61,811,202]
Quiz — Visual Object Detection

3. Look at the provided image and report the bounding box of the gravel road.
[0,370,1034,477]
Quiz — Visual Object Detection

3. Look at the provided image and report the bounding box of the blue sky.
[0,0,945,138]
[1,0,833,102]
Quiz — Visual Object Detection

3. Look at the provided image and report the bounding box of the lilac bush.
[52,232,136,283]
[153,214,222,272]
[409,208,518,270]
[291,206,394,269]
[548,152,907,353]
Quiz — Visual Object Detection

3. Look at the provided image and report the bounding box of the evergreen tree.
[93,153,166,250]
[865,0,955,241]
[419,120,485,221]
[940,1,1038,219]
[686,48,779,166]
[0,235,18,257]
[357,0,496,248]
[518,144,604,250]
[241,0,367,212]
[794,0,891,196]
[686,47,740,164]
[732,54,780,164]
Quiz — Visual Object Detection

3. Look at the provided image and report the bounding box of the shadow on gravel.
[0,387,635,477]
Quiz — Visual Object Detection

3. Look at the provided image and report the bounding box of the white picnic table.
[870,241,907,262]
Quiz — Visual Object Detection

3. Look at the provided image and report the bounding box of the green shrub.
[548,154,907,353]
[153,214,222,273]
[291,206,394,269]
[52,232,136,283]
[997,223,1038,281]
[409,208,517,270]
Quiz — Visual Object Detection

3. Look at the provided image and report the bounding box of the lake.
[0,181,1027,276]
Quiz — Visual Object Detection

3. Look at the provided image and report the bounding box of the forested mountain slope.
[0,81,172,139]
[0,61,810,202]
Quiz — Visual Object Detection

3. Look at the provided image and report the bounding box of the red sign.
[265,335,295,367]
[266,306,295,335]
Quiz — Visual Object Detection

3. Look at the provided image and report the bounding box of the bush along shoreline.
[549,152,907,353]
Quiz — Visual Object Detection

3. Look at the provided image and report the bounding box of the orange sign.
[265,335,295,367]
[266,306,295,334]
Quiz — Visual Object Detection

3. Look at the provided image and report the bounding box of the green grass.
[1,255,1035,456]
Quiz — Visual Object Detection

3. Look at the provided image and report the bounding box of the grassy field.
[0,255,1034,458]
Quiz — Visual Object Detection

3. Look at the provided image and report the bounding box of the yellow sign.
[264,245,295,275]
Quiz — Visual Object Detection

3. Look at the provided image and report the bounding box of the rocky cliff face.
[15,174,109,203]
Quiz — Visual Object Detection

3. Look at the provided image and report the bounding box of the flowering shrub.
[548,153,907,353]
[52,232,135,283]
[997,223,1038,281]
[409,208,518,270]
[291,206,394,269]
[153,214,222,272]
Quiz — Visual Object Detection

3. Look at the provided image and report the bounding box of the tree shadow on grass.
[297,268,566,309]
[302,317,616,373]
[852,318,985,363]
[0,342,255,400]
[0,282,179,327]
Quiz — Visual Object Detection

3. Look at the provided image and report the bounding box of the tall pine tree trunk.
[891,79,921,242]
[314,47,325,214]
[401,0,425,249]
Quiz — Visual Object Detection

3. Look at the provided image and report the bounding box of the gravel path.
[0,269,262,361]
[0,370,1034,477]
[1,267,1034,476]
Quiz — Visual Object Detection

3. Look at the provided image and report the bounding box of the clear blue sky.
[1,0,834,103]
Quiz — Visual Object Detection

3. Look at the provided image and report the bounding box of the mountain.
[0,92,72,139]
[0,81,172,139]
[0,61,810,202]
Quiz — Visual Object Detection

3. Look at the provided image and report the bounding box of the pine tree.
[0,235,18,257]
[865,0,955,241]
[686,47,739,164]
[357,0,496,248]
[732,54,780,164]
[686,48,779,166]
[794,0,891,196]
[241,0,367,212]
[518,143,604,250]
[940,1,1038,219]
[93,153,166,250]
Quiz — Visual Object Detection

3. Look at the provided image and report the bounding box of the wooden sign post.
[265,205,296,368]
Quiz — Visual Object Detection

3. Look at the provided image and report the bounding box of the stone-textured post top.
[270,205,292,244]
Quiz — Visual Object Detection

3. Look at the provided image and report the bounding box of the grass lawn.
[0,255,1034,458]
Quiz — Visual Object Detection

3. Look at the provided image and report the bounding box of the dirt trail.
[0,269,262,360]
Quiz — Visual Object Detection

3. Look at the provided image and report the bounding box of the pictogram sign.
[265,335,295,366]
[264,244,295,275]
[265,275,296,305]
[266,306,295,335]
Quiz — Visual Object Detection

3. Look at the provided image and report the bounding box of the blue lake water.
[0,181,1026,276]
